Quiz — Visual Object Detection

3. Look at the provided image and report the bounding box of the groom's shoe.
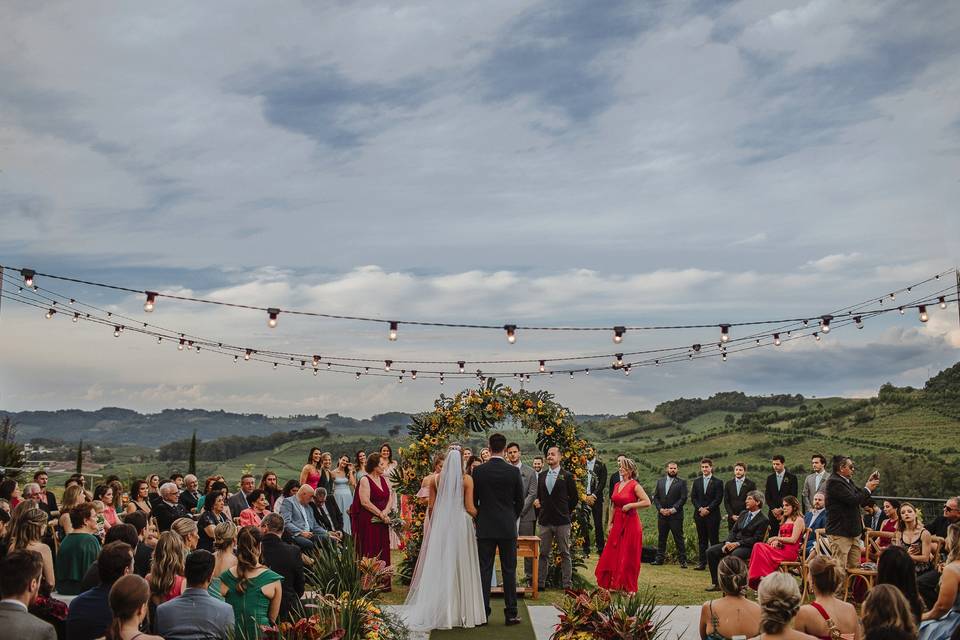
[505,616,522,626]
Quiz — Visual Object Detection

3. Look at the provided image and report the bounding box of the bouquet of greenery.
[370,509,405,537]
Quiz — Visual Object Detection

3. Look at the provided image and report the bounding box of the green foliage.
[655,391,804,423]
[0,417,26,480]
[158,427,331,462]
[552,586,673,639]
[188,431,197,475]
[75,440,83,474]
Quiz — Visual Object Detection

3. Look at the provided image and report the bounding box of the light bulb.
[539,360,546,373]
[234,355,239,363]
[773,333,781,346]
[244,349,252,361]
[722,353,727,361]
[890,292,896,301]
[655,359,660,366]
[504,324,517,344]
[144,292,157,313]
[692,343,701,353]
[613,326,625,344]
[820,315,831,333]
[569,371,574,379]
[440,374,444,385]
[624,365,631,376]
[195,346,201,352]
[720,324,730,343]
[939,296,947,310]
[21,268,36,288]
[384,360,392,372]
[398,375,403,384]
[388,321,398,341]
[178,339,185,351]
[899,307,904,315]
[267,308,280,328]
[458,361,465,373]
[313,368,318,375]
[45,308,55,319]
[585,370,589,376]
[919,306,928,322]
[114,326,122,337]
[273,362,278,370]
[411,370,417,380]
[854,316,863,329]
[326,362,331,369]
[615,353,623,368]
[814,332,821,341]
[356,372,361,380]
[72,313,80,323]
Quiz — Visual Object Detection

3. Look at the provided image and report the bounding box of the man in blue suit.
[156,550,234,640]
[803,492,827,556]
[279,485,341,551]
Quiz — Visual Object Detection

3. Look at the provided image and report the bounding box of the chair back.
[814,528,831,557]
[864,530,884,562]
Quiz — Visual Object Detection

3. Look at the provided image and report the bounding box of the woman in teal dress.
[220,525,283,639]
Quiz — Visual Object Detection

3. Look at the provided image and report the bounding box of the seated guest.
[697,556,760,639]
[80,523,138,591]
[865,628,915,640]
[239,489,270,527]
[878,499,902,549]
[32,472,58,517]
[155,550,235,640]
[153,483,188,533]
[55,503,102,595]
[793,556,859,640]
[170,517,200,551]
[146,531,186,606]
[280,485,338,552]
[804,492,827,556]
[755,572,816,640]
[920,522,960,640]
[748,496,805,590]
[273,479,300,514]
[209,521,238,600]
[311,486,343,533]
[106,574,163,640]
[178,474,201,513]
[863,500,883,531]
[6,503,56,593]
[227,474,257,518]
[219,526,283,639]
[260,513,305,622]
[919,497,960,609]
[0,479,20,509]
[65,542,133,640]
[895,502,933,576]
[260,471,282,510]
[93,484,119,529]
[862,584,918,639]
[705,490,768,591]
[197,490,230,552]
[0,550,56,640]
[878,545,925,626]
[122,511,153,577]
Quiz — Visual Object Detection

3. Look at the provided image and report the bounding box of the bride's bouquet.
[371,509,406,536]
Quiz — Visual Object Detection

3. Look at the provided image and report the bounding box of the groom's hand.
[533,499,541,509]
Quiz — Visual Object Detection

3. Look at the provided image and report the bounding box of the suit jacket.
[153,500,188,532]
[310,496,343,533]
[227,491,252,518]
[0,602,56,640]
[179,490,200,513]
[586,459,607,501]
[691,475,724,519]
[517,463,538,525]
[652,475,688,520]
[723,477,757,520]
[608,471,621,500]
[536,466,579,527]
[726,509,769,550]
[824,473,873,538]
[472,457,524,539]
[802,471,828,512]
[155,587,235,640]
[764,471,799,512]
[65,583,111,640]
[261,533,306,622]
[279,497,329,539]
[804,510,826,554]
[38,490,58,516]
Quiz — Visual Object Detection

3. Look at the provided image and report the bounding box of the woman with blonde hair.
[895,502,933,575]
[59,484,86,536]
[920,522,960,640]
[146,531,186,605]
[595,456,651,592]
[106,574,162,640]
[794,555,859,640]
[170,517,199,551]
[6,503,56,591]
[209,520,237,601]
[752,572,818,640]
[220,525,282,639]
[698,555,761,640]
[862,584,918,638]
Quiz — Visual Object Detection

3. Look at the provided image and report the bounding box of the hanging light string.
[4,264,954,339]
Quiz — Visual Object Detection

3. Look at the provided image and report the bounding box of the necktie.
[703,477,709,493]
[547,470,557,494]
[665,477,672,494]
[743,511,752,527]
[777,474,783,490]
[736,479,743,493]
[815,473,822,491]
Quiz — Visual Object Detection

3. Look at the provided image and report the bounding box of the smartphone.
[869,469,880,480]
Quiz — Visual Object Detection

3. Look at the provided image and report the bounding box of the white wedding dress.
[402,448,486,632]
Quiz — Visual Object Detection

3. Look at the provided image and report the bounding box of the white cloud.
[803,253,863,272]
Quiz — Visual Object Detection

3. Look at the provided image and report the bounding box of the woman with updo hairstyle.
[794,555,859,640]
[699,555,761,640]
[219,525,282,639]
[862,584,918,638]
[106,574,162,640]
[209,520,237,600]
[595,456,651,593]
[752,572,817,640]
[170,517,199,550]
[349,452,393,589]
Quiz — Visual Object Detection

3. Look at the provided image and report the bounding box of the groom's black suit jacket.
[472,457,524,539]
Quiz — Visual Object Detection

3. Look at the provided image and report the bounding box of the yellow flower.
[537,400,544,408]
[527,408,534,415]
[544,427,554,435]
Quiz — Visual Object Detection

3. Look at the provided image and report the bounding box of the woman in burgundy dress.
[350,452,393,590]
[748,495,805,589]
[595,457,650,592]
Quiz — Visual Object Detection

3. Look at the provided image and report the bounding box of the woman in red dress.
[300,447,323,490]
[350,452,393,591]
[748,495,805,589]
[595,457,651,592]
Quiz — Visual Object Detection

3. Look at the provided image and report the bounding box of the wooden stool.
[490,535,541,599]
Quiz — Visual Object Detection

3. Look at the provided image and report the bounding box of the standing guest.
[651,461,689,568]
[607,454,626,500]
[280,485,339,552]
[6,504,56,592]
[239,490,271,527]
[748,496,805,589]
[793,556,859,640]
[106,574,163,640]
[755,572,817,640]
[417,455,444,510]
[146,531,186,605]
[724,462,757,531]
[802,454,829,514]
[877,499,902,548]
[0,479,21,509]
[197,490,230,553]
[824,455,879,575]
[300,447,323,490]
[505,442,539,583]
[764,455,799,536]
[59,485,86,536]
[532,456,544,474]
[877,545,925,625]
[65,542,133,640]
[863,500,883,532]
[350,453,393,588]
[479,448,491,463]
[259,471,281,510]
[595,457,650,592]
[153,482,188,533]
[56,503,102,595]
[0,550,57,640]
[79,524,139,592]
[155,550,235,640]
[259,513,305,623]
[93,485,119,529]
[862,584,918,639]
[919,523,960,640]
[219,526,283,639]
[274,480,300,515]
[319,452,335,494]
[331,455,356,535]
[379,443,401,550]
[312,487,343,534]
[170,517,199,551]
[534,445,579,590]
[32,472,58,517]
[354,451,368,483]
[125,480,152,517]
[803,493,827,557]
[462,448,473,465]
[919,497,960,609]
[895,502,933,575]
[209,521,238,600]
[465,455,483,475]
[178,474,201,513]
[582,447,608,556]
[227,474,256,518]
[705,490,768,591]
[698,556,761,640]
[692,458,724,571]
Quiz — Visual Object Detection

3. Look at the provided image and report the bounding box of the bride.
[402,445,486,631]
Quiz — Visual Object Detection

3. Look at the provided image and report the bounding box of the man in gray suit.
[802,453,828,513]
[0,550,56,640]
[156,550,235,640]
[227,473,257,518]
[279,485,341,551]
[506,441,538,582]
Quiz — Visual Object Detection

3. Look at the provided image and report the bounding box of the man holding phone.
[824,455,880,575]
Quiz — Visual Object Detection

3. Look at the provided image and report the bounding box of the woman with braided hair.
[752,572,818,640]
[698,555,760,640]
[220,525,282,639]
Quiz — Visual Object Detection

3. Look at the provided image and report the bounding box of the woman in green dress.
[220,525,282,639]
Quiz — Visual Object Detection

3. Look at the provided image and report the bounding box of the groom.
[472,432,525,626]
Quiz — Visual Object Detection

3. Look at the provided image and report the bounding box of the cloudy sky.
[1,1,959,420]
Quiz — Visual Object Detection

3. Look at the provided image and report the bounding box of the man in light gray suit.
[279,485,341,551]
[802,453,828,513]
[506,441,538,582]
[0,550,57,640]
[156,550,234,640]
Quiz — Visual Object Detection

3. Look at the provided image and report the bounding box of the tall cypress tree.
[188,430,197,475]
[75,440,83,474]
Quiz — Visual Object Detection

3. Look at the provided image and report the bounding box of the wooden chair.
[842,565,877,602]
[777,528,811,599]
[864,530,884,563]
[813,528,831,557]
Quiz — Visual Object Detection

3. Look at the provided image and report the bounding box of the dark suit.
[583,458,607,554]
[153,500,188,532]
[608,471,621,500]
[691,475,724,565]
[706,509,769,585]
[723,476,757,529]
[38,490,58,516]
[261,533,306,622]
[652,475,688,564]
[178,490,200,513]
[311,495,343,533]
[472,457,524,619]
[823,473,872,538]
[536,466,579,589]
[764,471,799,535]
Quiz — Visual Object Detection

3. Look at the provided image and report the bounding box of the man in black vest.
[824,455,879,576]
[472,433,525,626]
[705,490,769,590]
[651,461,688,567]
[260,513,305,622]
[582,447,607,556]
[764,454,799,536]
[691,458,724,570]
[533,445,579,590]
[723,462,756,530]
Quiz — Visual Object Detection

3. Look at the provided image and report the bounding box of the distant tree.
[188,430,197,475]
[724,414,735,425]
[388,425,402,437]
[0,417,26,480]
[75,440,83,474]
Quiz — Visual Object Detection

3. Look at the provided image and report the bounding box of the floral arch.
[392,378,594,587]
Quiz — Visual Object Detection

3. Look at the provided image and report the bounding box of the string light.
[313,368,318,375]
[244,349,252,361]
[267,308,280,328]
[356,372,361,380]
[234,355,239,363]
[919,305,929,322]
[114,326,121,337]
[539,360,546,373]
[143,292,157,313]
[899,306,905,315]
[504,324,517,344]
[773,333,781,346]
[411,370,417,380]
[178,338,185,350]
[398,374,403,384]
[820,315,832,333]
[614,353,623,368]
[720,325,730,342]
[45,308,55,319]
[940,296,948,309]
[458,361,465,374]
[624,364,631,376]
[388,321,398,341]
[722,352,727,361]
[613,326,625,344]
[854,316,863,329]
[692,343,701,353]
[273,362,278,370]
[384,360,392,372]
[21,269,35,288]
[814,332,821,341]
[439,374,444,385]
[569,371,574,379]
